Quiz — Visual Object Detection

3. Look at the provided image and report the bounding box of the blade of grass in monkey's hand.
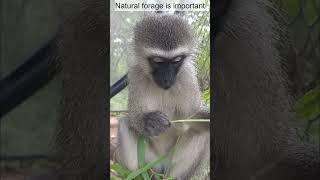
[138,134,150,180]
[171,119,210,123]
[171,119,210,133]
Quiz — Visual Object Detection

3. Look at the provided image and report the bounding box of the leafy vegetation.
[110,135,176,180]
[111,120,208,180]
[276,0,320,142]
[294,86,320,120]
[294,86,320,142]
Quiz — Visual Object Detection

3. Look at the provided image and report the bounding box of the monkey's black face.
[148,55,186,89]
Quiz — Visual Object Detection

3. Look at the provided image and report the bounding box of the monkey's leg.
[168,131,210,180]
[115,117,161,172]
[115,117,139,170]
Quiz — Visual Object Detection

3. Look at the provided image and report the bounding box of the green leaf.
[284,0,300,21]
[154,173,161,180]
[125,154,168,180]
[137,135,150,180]
[111,162,132,178]
[294,86,320,120]
[201,88,210,105]
[111,176,123,180]
[304,0,319,26]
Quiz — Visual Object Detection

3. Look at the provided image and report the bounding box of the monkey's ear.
[213,0,232,35]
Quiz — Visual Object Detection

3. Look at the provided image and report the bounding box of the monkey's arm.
[127,87,171,137]
[190,106,210,119]
[129,111,171,137]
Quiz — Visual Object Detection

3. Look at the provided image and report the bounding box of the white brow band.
[143,46,190,58]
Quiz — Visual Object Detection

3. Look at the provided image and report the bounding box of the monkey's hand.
[141,111,171,137]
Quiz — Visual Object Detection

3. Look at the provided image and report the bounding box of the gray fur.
[134,14,194,51]
[115,14,210,180]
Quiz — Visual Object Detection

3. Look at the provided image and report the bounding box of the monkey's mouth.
[151,68,178,90]
[154,79,175,90]
[152,75,176,90]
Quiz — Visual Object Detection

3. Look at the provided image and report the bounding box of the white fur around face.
[128,45,195,79]
[128,46,202,121]
[142,46,191,58]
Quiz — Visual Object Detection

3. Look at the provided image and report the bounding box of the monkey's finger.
[144,126,161,136]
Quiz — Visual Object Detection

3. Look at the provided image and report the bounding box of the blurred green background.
[276,0,320,143]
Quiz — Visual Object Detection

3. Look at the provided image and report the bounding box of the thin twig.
[171,119,210,123]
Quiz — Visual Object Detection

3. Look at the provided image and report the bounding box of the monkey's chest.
[142,90,197,120]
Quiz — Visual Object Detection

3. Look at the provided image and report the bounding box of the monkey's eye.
[172,56,185,64]
[151,57,165,64]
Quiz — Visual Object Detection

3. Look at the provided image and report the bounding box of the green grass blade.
[154,173,161,180]
[111,176,123,180]
[141,173,149,180]
[125,154,168,180]
[137,135,150,180]
[164,145,177,176]
[110,162,132,178]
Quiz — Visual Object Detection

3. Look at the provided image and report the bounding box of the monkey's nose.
[163,84,170,89]
[163,80,171,89]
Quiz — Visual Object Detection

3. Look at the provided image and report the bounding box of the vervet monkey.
[115,14,210,180]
